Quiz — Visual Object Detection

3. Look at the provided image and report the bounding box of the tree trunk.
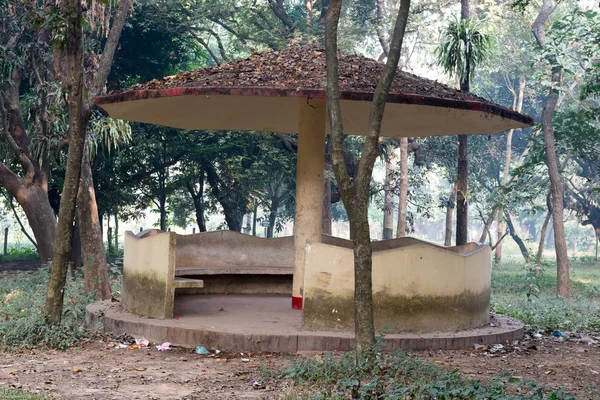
[533,0,570,297]
[456,136,468,245]
[382,148,395,240]
[444,190,455,246]
[114,215,119,251]
[536,196,552,265]
[78,148,111,300]
[45,0,89,324]
[267,196,278,238]
[69,219,81,278]
[322,177,332,235]
[505,212,530,262]
[455,0,470,247]
[107,215,113,253]
[325,0,410,351]
[252,206,257,236]
[396,138,408,238]
[16,187,56,263]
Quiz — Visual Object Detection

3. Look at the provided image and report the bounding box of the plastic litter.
[115,344,129,349]
[533,333,543,339]
[252,380,265,389]
[195,346,210,355]
[215,349,221,354]
[241,358,250,362]
[135,338,150,347]
[156,342,172,351]
[551,330,564,338]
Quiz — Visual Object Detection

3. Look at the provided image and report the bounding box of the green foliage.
[0,268,93,350]
[436,17,492,84]
[265,340,580,399]
[491,262,600,332]
[0,246,39,262]
[0,389,51,400]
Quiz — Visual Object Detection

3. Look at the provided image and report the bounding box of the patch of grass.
[0,267,93,350]
[0,389,52,399]
[265,342,586,399]
[0,246,39,262]
[491,261,600,332]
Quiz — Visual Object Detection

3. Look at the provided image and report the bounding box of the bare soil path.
[1,335,599,399]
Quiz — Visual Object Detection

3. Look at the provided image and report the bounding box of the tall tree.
[44,0,132,323]
[325,0,411,350]
[436,1,491,245]
[532,0,570,297]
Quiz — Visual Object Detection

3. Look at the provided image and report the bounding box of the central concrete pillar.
[292,98,326,309]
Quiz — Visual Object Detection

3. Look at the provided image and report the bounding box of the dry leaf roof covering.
[109,45,494,104]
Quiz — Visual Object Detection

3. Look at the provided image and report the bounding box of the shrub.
[0,268,93,350]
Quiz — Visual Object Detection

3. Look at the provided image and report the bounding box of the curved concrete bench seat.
[175,266,292,276]
[302,237,492,333]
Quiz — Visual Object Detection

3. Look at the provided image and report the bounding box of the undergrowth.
[0,267,93,350]
[265,341,589,399]
[0,389,52,399]
[491,261,600,332]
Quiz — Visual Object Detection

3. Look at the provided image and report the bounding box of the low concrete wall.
[302,238,491,333]
[175,230,294,269]
[123,230,176,319]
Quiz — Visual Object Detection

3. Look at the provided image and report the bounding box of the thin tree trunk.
[496,75,525,265]
[69,219,81,278]
[325,0,410,351]
[45,0,88,324]
[455,0,470,246]
[479,208,496,243]
[444,190,455,246]
[396,138,408,238]
[78,148,111,300]
[267,197,278,238]
[505,212,530,262]
[536,195,553,266]
[107,214,113,253]
[382,147,395,240]
[114,214,119,251]
[322,177,332,235]
[252,205,257,236]
[533,0,570,297]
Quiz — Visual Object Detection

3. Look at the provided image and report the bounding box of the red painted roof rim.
[95,86,534,127]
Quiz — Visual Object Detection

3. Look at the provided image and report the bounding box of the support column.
[292,98,326,309]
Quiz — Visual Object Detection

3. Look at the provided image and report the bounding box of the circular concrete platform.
[86,295,524,353]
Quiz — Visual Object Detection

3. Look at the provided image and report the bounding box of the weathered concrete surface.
[123,230,203,319]
[302,239,492,332]
[175,230,294,269]
[86,295,523,352]
[292,98,326,309]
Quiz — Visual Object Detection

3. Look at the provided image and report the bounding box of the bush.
[0,268,93,350]
[265,341,581,399]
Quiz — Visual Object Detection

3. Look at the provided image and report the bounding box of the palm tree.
[436,17,491,245]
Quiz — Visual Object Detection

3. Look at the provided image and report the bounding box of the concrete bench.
[123,230,204,319]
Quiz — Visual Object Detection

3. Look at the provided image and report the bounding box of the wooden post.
[3,227,8,256]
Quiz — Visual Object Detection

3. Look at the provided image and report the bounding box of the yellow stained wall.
[302,240,492,332]
[123,230,177,319]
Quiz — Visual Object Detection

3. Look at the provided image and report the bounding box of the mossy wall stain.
[302,287,490,332]
[123,270,173,319]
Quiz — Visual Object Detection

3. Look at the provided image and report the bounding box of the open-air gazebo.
[90,45,533,351]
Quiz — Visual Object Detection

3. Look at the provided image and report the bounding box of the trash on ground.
[533,333,543,339]
[551,330,564,338]
[156,342,171,351]
[252,380,265,389]
[135,338,150,347]
[241,358,250,362]
[215,349,221,354]
[115,344,129,349]
[195,346,210,355]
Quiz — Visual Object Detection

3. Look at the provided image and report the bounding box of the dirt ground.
[1,335,599,399]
